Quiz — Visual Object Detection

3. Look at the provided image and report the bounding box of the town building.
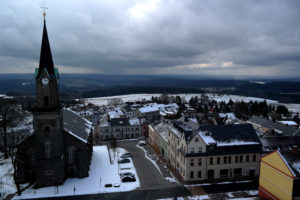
[176,124,261,182]
[99,118,142,141]
[15,19,93,187]
[149,121,169,161]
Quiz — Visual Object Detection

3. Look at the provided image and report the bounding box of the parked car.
[121,152,132,158]
[121,172,136,182]
[138,140,146,146]
[118,158,130,164]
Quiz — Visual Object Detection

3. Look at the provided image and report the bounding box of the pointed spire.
[37,20,55,78]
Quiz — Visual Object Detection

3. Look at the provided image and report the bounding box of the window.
[44,96,49,107]
[235,155,239,163]
[195,137,199,142]
[198,147,202,152]
[45,170,54,181]
[228,156,231,164]
[234,168,242,177]
[246,155,249,162]
[224,156,227,164]
[198,171,202,178]
[68,147,75,164]
[198,158,202,166]
[220,169,228,178]
[210,157,213,165]
[45,142,51,159]
[253,155,257,162]
[190,147,194,153]
[217,157,220,164]
[190,171,194,179]
[29,151,35,161]
[240,155,243,163]
[190,159,194,166]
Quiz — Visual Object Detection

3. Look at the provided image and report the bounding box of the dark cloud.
[0,0,300,77]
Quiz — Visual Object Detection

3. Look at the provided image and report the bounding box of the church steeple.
[35,17,60,110]
[36,20,55,78]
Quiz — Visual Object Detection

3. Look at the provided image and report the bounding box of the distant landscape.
[1,74,300,103]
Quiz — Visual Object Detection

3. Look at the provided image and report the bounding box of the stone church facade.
[16,19,93,187]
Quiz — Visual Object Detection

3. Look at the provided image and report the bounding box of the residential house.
[177,124,262,182]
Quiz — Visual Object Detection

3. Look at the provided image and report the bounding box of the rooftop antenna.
[40,1,48,21]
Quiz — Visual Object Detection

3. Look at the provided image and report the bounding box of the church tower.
[32,18,65,186]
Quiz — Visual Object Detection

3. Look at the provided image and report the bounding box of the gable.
[262,151,295,178]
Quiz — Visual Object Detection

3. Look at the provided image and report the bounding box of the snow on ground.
[13,146,140,199]
[0,158,17,198]
[86,93,300,114]
[86,94,162,106]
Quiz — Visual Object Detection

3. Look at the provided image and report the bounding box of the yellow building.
[259,149,300,200]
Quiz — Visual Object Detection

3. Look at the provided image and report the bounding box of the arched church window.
[45,142,52,159]
[44,96,49,107]
[68,147,75,164]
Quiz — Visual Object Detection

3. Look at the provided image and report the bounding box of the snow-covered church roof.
[63,109,92,143]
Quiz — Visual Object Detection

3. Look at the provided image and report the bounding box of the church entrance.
[28,171,36,184]
[68,167,76,178]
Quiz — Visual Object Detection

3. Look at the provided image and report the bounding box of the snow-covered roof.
[63,109,92,143]
[198,131,216,145]
[139,106,159,113]
[168,126,182,138]
[129,118,140,126]
[198,124,261,147]
[219,113,236,120]
[108,109,124,118]
[279,121,298,126]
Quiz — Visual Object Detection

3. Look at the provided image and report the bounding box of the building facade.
[99,118,142,141]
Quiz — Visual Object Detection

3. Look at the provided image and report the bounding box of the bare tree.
[0,98,22,158]
[11,155,21,195]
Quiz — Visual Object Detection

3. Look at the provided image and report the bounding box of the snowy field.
[13,146,140,199]
[85,93,300,113]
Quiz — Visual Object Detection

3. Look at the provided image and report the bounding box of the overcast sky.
[1,0,300,78]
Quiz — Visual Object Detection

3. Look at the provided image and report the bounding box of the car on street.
[118,158,130,164]
[138,140,146,146]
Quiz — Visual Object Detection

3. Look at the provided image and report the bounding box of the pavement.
[118,140,179,189]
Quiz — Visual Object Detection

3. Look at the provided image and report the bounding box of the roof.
[278,150,300,178]
[260,136,300,152]
[248,116,298,136]
[279,121,298,126]
[139,107,160,113]
[129,118,140,125]
[198,124,261,147]
[110,118,130,126]
[36,20,57,79]
[153,121,170,142]
[63,109,92,143]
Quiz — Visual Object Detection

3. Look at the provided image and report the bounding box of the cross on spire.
[41,2,48,21]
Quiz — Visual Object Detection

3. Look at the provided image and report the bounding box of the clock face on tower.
[42,78,49,85]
